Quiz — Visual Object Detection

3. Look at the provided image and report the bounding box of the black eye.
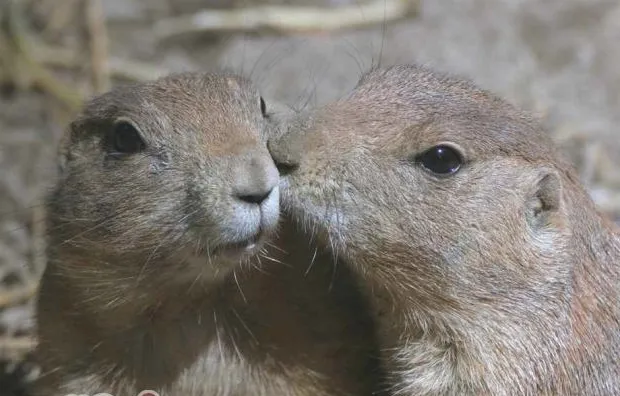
[112,122,145,154]
[416,145,463,175]
[259,96,267,117]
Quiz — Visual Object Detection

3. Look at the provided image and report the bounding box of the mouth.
[212,231,265,258]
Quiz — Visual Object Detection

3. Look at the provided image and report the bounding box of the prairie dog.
[34,72,381,396]
[269,64,620,395]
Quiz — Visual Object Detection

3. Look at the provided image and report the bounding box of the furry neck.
[37,247,247,389]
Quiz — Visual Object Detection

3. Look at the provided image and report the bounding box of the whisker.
[135,235,169,286]
[248,255,268,274]
[260,253,289,267]
[229,331,244,363]
[213,311,225,363]
[233,269,247,304]
[187,269,203,295]
[265,241,286,254]
[328,239,339,292]
[231,307,259,345]
[248,39,280,81]
[304,247,318,277]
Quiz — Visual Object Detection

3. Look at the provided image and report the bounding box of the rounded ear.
[525,167,565,230]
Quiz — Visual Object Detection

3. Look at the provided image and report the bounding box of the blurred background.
[0,0,619,393]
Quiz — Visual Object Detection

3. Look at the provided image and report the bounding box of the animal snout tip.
[274,159,299,176]
[234,166,278,206]
[267,140,300,176]
[236,188,274,205]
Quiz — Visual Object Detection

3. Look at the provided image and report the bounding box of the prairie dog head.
[49,72,279,284]
[270,65,577,313]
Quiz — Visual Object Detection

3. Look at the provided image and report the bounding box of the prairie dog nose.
[233,151,279,206]
[267,139,300,176]
[238,190,272,205]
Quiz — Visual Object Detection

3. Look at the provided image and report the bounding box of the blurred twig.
[0,283,37,309]
[155,0,419,39]
[41,0,80,37]
[85,0,110,93]
[0,336,37,356]
[0,0,168,117]
[2,0,83,112]
[32,43,170,81]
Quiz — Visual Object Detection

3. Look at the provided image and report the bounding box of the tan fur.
[34,72,381,396]
[269,65,620,395]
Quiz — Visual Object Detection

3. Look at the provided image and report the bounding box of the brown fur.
[34,72,381,396]
[269,64,620,395]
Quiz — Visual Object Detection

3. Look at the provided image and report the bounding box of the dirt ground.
[1,0,619,393]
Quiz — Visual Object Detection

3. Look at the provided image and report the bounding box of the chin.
[174,233,270,284]
[214,236,265,262]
